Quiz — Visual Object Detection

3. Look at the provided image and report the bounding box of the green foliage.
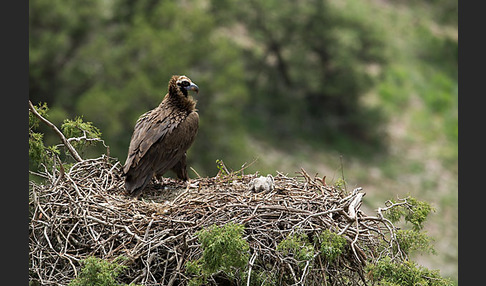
[30,0,253,176]
[374,282,401,286]
[277,232,315,267]
[61,116,102,152]
[29,102,59,170]
[376,197,446,282]
[366,257,453,286]
[29,102,49,129]
[187,222,250,284]
[210,0,388,150]
[374,1,457,168]
[215,159,230,176]
[334,178,347,191]
[29,132,57,169]
[384,197,434,231]
[318,230,347,263]
[241,270,277,286]
[68,256,139,286]
[61,117,102,142]
[29,102,105,176]
[29,0,108,106]
[29,0,393,172]
[405,197,434,231]
[29,0,457,176]
[29,132,44,162]
[395,229,435,256]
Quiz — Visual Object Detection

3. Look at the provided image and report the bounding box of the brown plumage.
[123,75,199,196]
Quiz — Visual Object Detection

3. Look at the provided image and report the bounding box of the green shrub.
[395,229,435,256]
[241,270,277,286]
[318,230,347,263]
[29,102,105,175]
[366,257,453,286]
[277,232,315,267]
[29,102,58,170]
[68,256,138,286]
[61,116,102,151]
[384,197,434,231]
[187,222,250,285]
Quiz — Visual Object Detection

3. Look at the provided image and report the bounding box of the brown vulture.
[123,75,199,196]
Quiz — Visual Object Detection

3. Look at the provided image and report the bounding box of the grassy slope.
[245,0,458,282]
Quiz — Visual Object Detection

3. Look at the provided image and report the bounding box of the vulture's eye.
[179,81,190,87]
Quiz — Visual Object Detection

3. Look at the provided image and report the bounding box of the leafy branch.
[29,100,83,163]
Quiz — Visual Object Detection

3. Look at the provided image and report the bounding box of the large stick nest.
[29,155,402,286]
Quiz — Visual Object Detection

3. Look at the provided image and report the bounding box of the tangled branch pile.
[29,155,409,286]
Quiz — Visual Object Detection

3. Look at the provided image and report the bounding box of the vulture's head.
[169,75,199,98]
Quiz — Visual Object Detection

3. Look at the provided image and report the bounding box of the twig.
[190,166,201,178]
[348,192,365,220]
[247,251,258,286]
[300,260,311,285]
[167,247,185,286]
[339,154,347,191]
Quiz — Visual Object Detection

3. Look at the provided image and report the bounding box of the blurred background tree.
[29,0,457,283]
[210,0,388,148]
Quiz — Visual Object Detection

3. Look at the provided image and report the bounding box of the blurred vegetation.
[29,0,457,170]
[210,0,388,149]
[29,0,457,282]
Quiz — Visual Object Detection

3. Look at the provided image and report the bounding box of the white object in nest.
[249,174,275,192]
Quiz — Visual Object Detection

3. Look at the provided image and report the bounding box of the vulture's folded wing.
[123,107,174,174]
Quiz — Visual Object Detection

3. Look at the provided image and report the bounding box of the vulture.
[123,75,200,196]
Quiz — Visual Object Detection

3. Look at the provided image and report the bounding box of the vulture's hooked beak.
[186,83,199,95]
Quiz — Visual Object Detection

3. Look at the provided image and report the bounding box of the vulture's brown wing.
[152,111,199,176]
[123,108,174,174]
